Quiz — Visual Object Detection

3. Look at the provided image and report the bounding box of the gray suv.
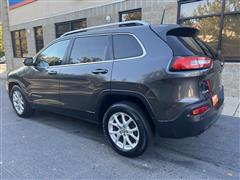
[7,21,224,157]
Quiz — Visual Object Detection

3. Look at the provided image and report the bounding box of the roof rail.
[61,20,149,37]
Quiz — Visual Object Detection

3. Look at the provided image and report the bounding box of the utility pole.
[1,0,14,70]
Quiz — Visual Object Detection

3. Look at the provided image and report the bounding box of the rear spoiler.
[150,25,199,41]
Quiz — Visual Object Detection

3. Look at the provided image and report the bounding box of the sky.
[8,0,25,6]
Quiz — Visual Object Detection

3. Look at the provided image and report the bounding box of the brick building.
[2,0,240,97]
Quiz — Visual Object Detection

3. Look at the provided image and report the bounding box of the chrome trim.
[49,33,146,68]
[61,20,149,37]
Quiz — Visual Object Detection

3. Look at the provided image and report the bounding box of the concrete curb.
[222,97,240,117]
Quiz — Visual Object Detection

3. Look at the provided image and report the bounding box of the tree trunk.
[1,0,14,70]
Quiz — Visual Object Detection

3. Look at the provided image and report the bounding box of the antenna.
[161,8,166,24]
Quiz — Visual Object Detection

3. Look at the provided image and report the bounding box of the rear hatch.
[151,25,224,106]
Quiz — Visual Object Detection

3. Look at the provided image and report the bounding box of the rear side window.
[69,35,112,64]
[113,34,143,59]
[167,36,216,58]
[179,37,205,55]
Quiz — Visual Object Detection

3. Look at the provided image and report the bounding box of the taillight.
[191,105,209,115]
[171,56,212,71]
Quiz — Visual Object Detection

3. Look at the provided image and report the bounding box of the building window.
[178,0,240,62]
[180,17,221,51]
[34,26,44,53]
[55,19,87,38]
[221,14,240,61]
[119,8,142,22]
[12,30,28,58]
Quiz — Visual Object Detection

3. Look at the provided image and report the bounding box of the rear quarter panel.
[111,27,202,122]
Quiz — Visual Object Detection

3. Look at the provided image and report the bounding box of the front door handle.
[48,70,57,75]
[92,69,108,74]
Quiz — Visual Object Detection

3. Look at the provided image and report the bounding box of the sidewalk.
[222,97,240,117]
[0,71,7,79]
[0,64,7,79]
[0,64,239,117]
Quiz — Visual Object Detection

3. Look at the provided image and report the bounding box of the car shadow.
[30,110,104,143]
[22,110,240,173]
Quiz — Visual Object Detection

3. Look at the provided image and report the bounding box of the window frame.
[34,38,72,67]
[119,8,142,22]
[177,0,240,62]
[34,26,44,53]
[55,18,87,38]
[63,33,146,66]
[11,29,28,58]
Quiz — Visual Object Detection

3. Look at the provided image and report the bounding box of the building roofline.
[9,0,36,10]
[10,0,126,26]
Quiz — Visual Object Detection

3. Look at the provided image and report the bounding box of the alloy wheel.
[108,112,140,151]
[12,90,25,115]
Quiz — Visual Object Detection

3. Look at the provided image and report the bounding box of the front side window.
[36,40,70,67]
[113,34,143,59]
[69,36,112,64]
[12,30,28,58]
[55,19,87,38]
[119,9,142,22]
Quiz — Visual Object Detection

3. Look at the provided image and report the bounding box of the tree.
[0,24,4,55]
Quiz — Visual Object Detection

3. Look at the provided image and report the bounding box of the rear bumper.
[156,87,224,138]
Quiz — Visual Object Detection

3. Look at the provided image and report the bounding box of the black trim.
[95,89,157,123]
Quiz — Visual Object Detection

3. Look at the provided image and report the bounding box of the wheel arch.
[95,90,157,134]
[8,80,29,101]
[8,81,21,95]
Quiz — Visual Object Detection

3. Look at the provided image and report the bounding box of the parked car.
[0,56,6,64]
[7,21,224,157]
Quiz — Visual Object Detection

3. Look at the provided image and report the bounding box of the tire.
[10,85,34,117]
[102,101,153,157]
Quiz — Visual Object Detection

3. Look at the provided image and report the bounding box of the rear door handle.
[92,69,108,74]
[48,70,57,75]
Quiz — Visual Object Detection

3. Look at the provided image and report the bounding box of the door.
[28,39,71,107]
[59,35,113,120]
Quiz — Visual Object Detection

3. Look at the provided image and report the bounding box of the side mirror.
[23,57,34,66]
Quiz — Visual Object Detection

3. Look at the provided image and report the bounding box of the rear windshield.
[167,35,216,58]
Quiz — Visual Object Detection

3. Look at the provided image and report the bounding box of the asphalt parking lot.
[0,79,239,179]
